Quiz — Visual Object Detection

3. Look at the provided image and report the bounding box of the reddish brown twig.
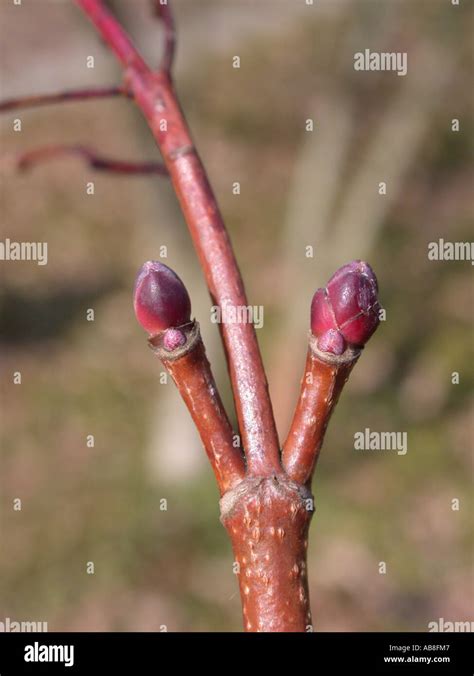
[149,322,245,495]
[14,144,168,176]
[0,85,129,113]
[220,474,313,632]
[75,0,281,477]
[283,261,381,485]
[282,336,360,485]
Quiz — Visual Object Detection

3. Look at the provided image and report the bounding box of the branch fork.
[133,253,381,631]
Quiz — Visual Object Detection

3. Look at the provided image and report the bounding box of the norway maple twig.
[134,261,245,495]
[282,337,360,485]
[3,0,383,633]
[0,84,129,113]
[149,323,246,495]
[75,0,281,477]
[13,144,168,176]
[283,261,381,486]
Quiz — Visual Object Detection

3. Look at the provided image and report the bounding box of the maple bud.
[317,328,346,355]
[163,327,187,352]
[133,261,191,336]
[310,260,380,353]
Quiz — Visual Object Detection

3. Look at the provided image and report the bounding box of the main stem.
[221,475,314,632]
[75,0,280,478]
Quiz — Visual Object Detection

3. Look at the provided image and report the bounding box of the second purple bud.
[311,260,381,354]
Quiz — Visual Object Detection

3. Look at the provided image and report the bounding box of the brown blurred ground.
[0,0,472,631]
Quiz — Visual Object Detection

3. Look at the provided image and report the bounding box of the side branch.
[14,144,168,176]
[283,260,382,486]
[149,322,246,495]
[282,338,359,485]
[0,85,129,113]
[133,261,246,495]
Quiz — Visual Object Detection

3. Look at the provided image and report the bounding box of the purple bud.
[310,260,381,348]
[163,328,187,352]
[317,328,346,355]
[134,261,191,335]
[310,288,336,339]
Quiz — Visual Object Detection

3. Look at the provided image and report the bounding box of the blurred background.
[0,0,472,631]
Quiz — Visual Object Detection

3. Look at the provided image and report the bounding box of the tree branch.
[282,337,359,485]
[133,262,245,495]
[2,0,385,636]
[13,144,168,176]
[0,85,129,113]
[149,322,246,495]
[283,261,381,486]
[75,0,281,477]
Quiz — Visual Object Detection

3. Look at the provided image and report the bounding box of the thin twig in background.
[152,0,176,74]
[14,144,168,176]
[0,85,129,112]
